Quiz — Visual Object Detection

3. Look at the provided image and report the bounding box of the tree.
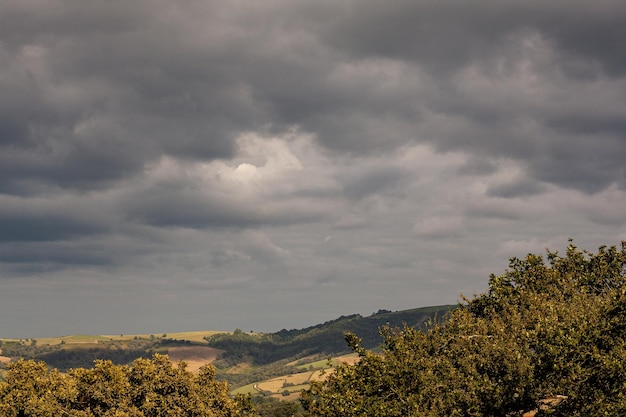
[0,359,77,417]
[0,354,257,416]
[302,241,626,416]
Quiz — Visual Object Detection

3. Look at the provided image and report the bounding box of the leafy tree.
[302,241,626,416]
[0,354,256,416]
[0,359,77,417]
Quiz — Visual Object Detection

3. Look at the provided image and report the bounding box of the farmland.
[230,353,356,400]
[0,330,227,376]
[0,305,453,395]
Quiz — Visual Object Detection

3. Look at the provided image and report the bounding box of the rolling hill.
[0,304,456,393]
[205,305,456,367]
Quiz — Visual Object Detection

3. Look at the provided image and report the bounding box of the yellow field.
[288,372,316,384]
[257,378,287,393]
[238,368,336,396]
[233,370,322,396]
[97,330,227,344]
[229,353,360,397]
[335,353,360,365]
[0,330,230,347]
[309,369,334,381]
[161,330,226,343]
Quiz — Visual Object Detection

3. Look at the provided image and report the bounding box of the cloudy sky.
[1,0,625,338]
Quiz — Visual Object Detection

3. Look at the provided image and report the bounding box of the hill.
[0,305,455,391]
[205,305,455,367]
[203,305,456,390]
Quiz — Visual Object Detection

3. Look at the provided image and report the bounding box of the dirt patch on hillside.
[167,346,223,373]
[336,356,360,365]
[0,355,11,364]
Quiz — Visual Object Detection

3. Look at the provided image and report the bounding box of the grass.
[231,383,259,396]
[1,335,109,347]
[37,335,110,346]
[296,358,336,370]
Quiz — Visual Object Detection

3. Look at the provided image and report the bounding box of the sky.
[1,0,625,338]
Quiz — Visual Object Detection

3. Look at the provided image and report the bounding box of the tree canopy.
[302,241,626,416]
[0,354,255,417]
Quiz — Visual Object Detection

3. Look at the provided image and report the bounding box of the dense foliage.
[302,242,626,416]
[0,354,255,417]
[251,397,308,417]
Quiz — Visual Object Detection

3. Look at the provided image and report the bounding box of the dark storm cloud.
[0,241,113,267]
[1,0,626,337]
[2,0,625,196]
[319,0,626,75]
[528,137,626,194]
[0,194,112,242]
[304,0,626,193]
[0,215,103,242]
[0,1,252,193]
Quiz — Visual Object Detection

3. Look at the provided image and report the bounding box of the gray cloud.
[0,215,103,243]
[2,0,625,194]
[319,0,626,75]
[1,0,625,337]
[341,165,408,201]
[487,178,547,199]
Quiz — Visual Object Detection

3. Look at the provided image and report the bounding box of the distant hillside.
[205,305,456,366]
[0,331,223,375]
[0,305,456,390]
[0,337,192,372]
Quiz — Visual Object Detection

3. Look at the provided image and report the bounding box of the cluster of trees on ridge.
[302,241,626,416]
[2,241,625,416]
[205,305,452,368]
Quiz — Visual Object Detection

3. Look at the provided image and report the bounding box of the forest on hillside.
[205,305,453,367]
